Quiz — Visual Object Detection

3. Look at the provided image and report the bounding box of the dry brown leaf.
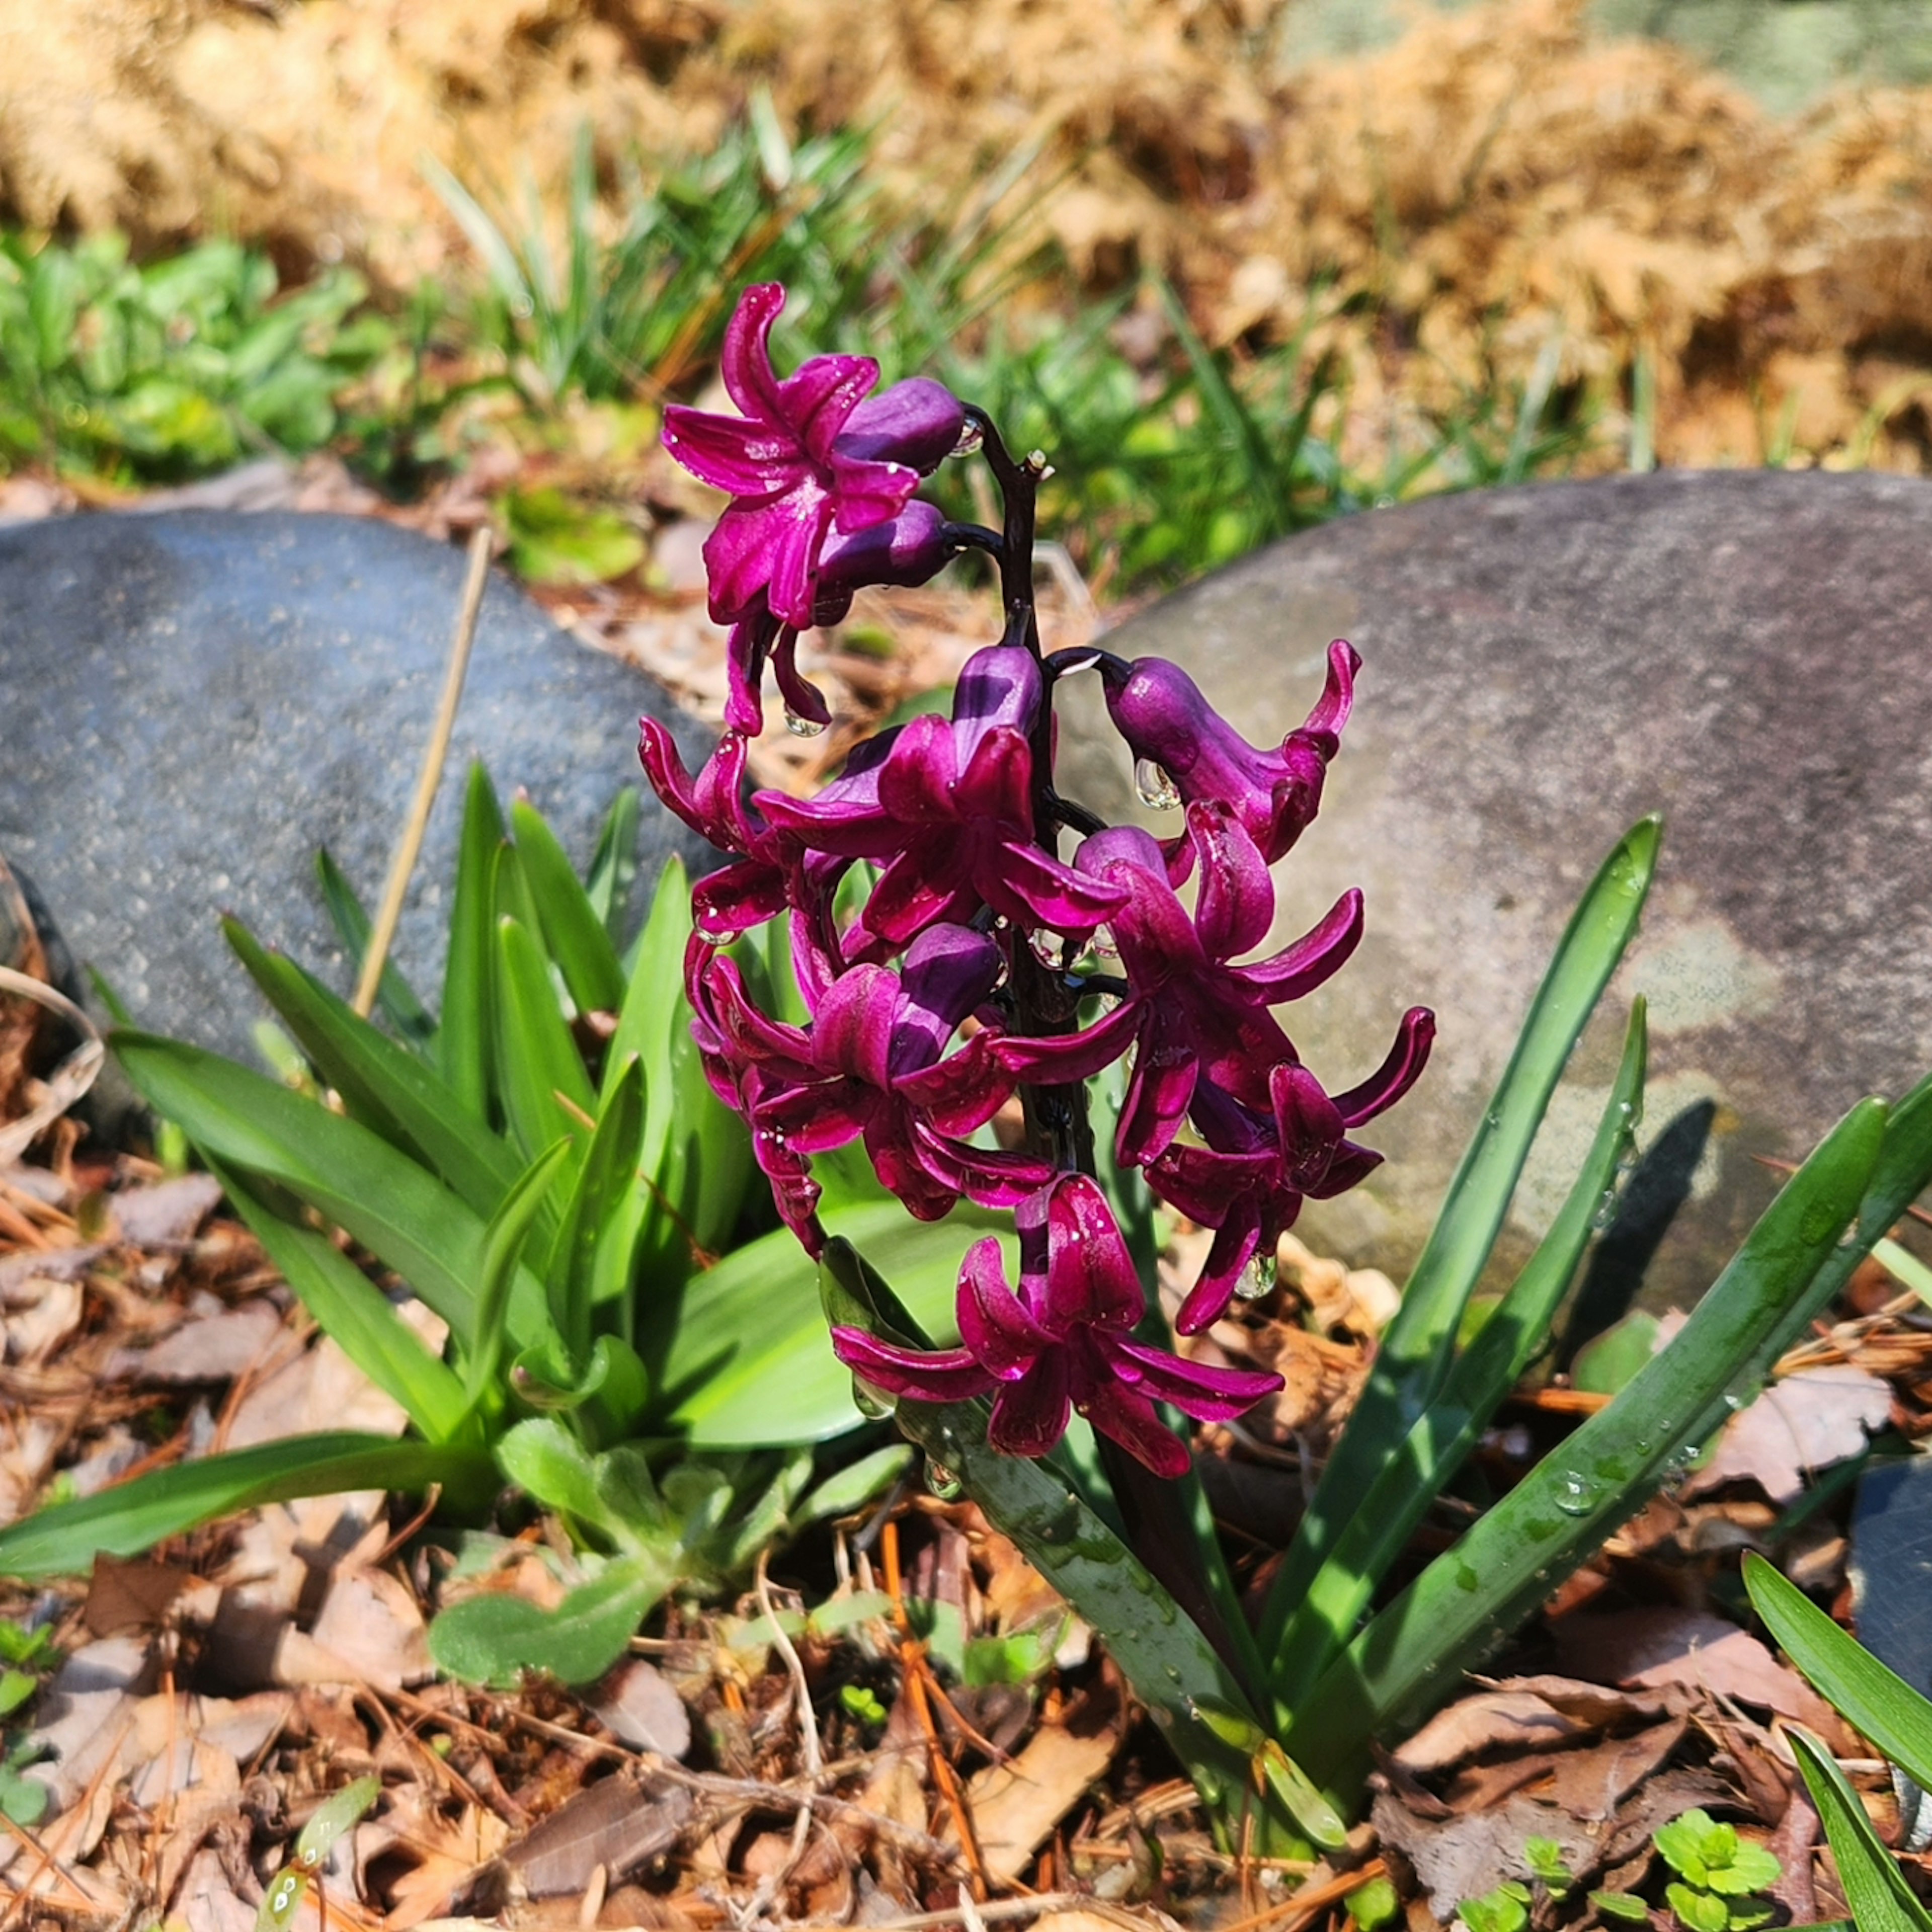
[1685,1364,1893,1502]
[589,1659,691,1758]
[954,1684,1123,1883]
[504,1775,693,1898]
[1392,1691,1592,1775]
[83,1555,189,1637]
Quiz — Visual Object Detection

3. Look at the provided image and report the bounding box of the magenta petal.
[951,646,1043,752]
[991,998,1141,1086]
[718,283,789,422]
[1301,638,1360,740]
[1042,1175,1145,1331]
[1271,1062,1346,1183]
[1077,1374,1191,1478]
[956,1238,1049,1378]
[1102,1336,1284,1420]
[703,509,788,630]
[660,405,809,496]
[816,501,951,610]
[830,1328,999,1403]
[896,1033,1016,1137]
[876,713,960,823]
[838,377,965,474]
[1188,802,1274,960]
[986,839,1132,938]
[1237,890,1365,1003]
[1308,1140,1385,1197]
[691,861,788,940]
[861,845,976,946]
[988,1351,1073,1457]
[810,964,901,1090]
[775,353,878,463]
[1115,1026,1200,1167]
[760,487,838,628]
[768,626,830,731]
[1174,1209,1265,1335]
[1331,1006,1436,1126]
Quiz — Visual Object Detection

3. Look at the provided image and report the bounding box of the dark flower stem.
[969,400,1255,1695]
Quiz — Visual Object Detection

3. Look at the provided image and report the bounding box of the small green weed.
[1587,1808,1781,1931]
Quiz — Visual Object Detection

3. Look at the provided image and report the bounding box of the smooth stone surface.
[0,512,715,1068]
[1056,469,1932,1307]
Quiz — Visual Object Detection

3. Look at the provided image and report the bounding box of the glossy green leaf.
[821,1236,1271,1827]
[113,1031,545,1350]
[585,788,639,945]
[312,848,435,1051]
[1571,1310,1662,1396]
[439,764,506,1118]
[468,1138,573,1408]
[510,797,627,1017]
[214,1160,472,1445]
[224,918,518,1216]
[1271,1003,1646,1705]
[254,1866,310,1932]
[1744,1551,1932,1790]
[1262,820,1659,1650]
[546,1055,643,1359]
[1290,1095,1886,1798]
[0,1434,490,1579]
[661,1203,1014,1447]
[428,1552,671,1687]
[796,1444,914,1524]
[1788,1726,1932,1932]
[494,914,597,1166]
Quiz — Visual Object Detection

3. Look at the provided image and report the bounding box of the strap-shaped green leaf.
[214,1159,473,1445]
[313,848,435,1051]
[510,797,627,1017]
[468,1138,574,1408]
[1261,820,1658,1647]
[544,1056,644,1359]
[224,917,519,1215]
[1745,1551,1932,1790]
[585,788,640,945]
[493,913,597,1165]
[1290,1094,1885,1797]
[1788,1726,1932,1932]
[439,763,506,1118]
[0,1435,491,1579]
[113,1031,545,1350]
[1271,1001,1647,1707]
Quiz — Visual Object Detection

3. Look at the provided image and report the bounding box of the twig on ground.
[352,525,492,1017]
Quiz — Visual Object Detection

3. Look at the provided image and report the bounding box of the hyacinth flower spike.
[832,1174,1283,1477]
[758,645,1131,950]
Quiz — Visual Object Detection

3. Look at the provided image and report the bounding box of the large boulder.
[0,511,714,1069]
[1055,469,1932,1308]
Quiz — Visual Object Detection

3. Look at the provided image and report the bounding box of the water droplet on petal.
[1027,930,1065,969]
[1236,1249,1277,1301]
[951,420,985,458]
[924,1459,963,1502]
[784,706,828,739]
[852,1376,895,1420]
[1134,757,1181,810]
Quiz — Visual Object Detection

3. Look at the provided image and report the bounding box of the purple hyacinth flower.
[1151,1008,1435,1333]
[756,645,1131,950]
[831,1174,1283,1476]
[662,284,963,632]
[696,924,1052,1233]
[1101,641,1358,879]
[974,814,1365,1166]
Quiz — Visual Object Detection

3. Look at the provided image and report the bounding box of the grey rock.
[1056,469,1932,1308]
[0,512,715,1070]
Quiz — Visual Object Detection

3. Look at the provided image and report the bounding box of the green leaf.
[1656,1810,1723,1884]
[510,798,626,1017]
[585,789,639,945]
[1289,1094,1887,1798]
[428,1552,669,1687]
[1788,1727,1932,1932]
[1261,820,1659,1653]
[439,765,507,1119]
[1589,1893,1651,1924]
[224,918,519,1216]
[1571,1310,1662,1396]
[312,849,435,1050]
[1714,1842,1781,1896]
[796,1444,914,1524]
[467,1138,574,1409]
[113,1031,545,1352]
[295,1775,380,1864]
[495,1418,614,1532]
[494,914,597,1166]
[215,1161,473,1445]
[661,1204,1014,1447]
[0,1669,37,1718]
[1667,1883,1730,1932]
[1744,1550,1932,1791]
[0,1435,490,1579]
[820,1236,1270,1829]
[545,1056,643,1361]
[502,487,646,586]
[1271,1002,1646,1706]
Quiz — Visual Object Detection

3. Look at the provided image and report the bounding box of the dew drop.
[1236,1249,1277,1301]
[1134,757,1182,811]
[851,1376,895,1421]
[924,1459,963,1502]
[1027,929,1065,969]
[951,420,985,458]
[1553,1472,1599,1517]
[784,706,828,739]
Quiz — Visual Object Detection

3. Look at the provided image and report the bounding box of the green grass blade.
[113,1031,545,1350]
[822,1236,1268,1827]
[467,1136,574,1408]
[586,788,640,944]
[509,798,627,1016]
[1271,1001,1648,1708]
[1788,1727,1932,1932]
[545,1055,645,1360]
[493,914,597,1166]
[1745,1551,1932,1790]
[1290,1095,1887,1798]
[1260,818,1659,1654]
[224,917,519,1215]
[0,1435,491,1579]
[313,849,435,1050]
[214,1160,472,1444]
[439,764,506,1119]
